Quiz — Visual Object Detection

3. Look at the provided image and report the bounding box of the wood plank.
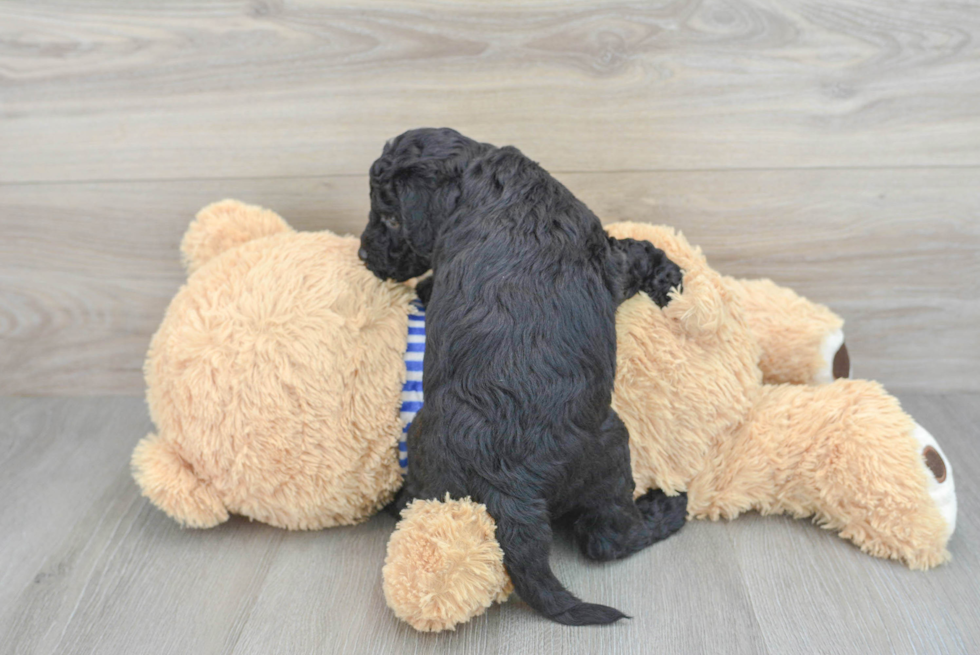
[574,169,980,395]
[2,168,977,395]
[0,397,152,614]
[2,0,979,183]
[725,392,980,655]
[0,398,287,655]
[2,474,287,655]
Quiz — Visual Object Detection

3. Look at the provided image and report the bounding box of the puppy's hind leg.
[486,494,628,626]
[573,411,687,561]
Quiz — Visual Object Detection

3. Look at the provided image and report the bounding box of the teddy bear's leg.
[383,496,512,632]
[687,380,955,569]
[724,277,848,385]
[131,432,229,528]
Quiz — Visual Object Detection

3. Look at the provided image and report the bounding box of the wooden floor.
[2,1,979,653]
[0,393,977,655]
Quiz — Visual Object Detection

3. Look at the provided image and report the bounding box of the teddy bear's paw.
[662,268,727,337]
[382,496,511,632]
[911,422,957,537]
[131,433,229,528]
[813,328,849,384]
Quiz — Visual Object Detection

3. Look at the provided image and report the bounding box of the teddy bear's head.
[134,200,414,530]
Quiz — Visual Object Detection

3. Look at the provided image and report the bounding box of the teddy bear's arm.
[723,276,848,385]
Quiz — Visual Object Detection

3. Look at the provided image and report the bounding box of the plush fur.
[359,128,687,625]
[606,223,954,556]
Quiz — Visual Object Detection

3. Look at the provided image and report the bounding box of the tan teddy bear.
[131,201,955,632]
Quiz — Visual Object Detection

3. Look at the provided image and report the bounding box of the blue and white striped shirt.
[398,299,425,472]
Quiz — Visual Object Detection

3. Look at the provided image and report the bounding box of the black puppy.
[360,128,687,626]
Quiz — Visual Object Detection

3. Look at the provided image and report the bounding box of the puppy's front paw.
[643,258,683,308]
[613,237,683,307]
[413,276,434,306]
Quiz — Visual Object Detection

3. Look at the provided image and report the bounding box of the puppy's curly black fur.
[361,128,688,626]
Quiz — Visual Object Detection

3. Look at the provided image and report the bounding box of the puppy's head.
[359,128,491,281]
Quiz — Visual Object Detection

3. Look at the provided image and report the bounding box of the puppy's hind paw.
[636,489,688,540]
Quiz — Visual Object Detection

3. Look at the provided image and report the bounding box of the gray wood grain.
[231,516,767,655]
[2,0,979,396]
[0,398,151,614]
[2,0,979,183]
[1,395,977,655]
[2,168,977,395]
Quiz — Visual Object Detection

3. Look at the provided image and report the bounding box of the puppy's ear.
[394,170,446,259]
[396,177,429,228]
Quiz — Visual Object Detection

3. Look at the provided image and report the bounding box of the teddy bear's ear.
[180,199,293,275]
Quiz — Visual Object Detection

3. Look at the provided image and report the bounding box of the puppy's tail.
[489,497,628,626]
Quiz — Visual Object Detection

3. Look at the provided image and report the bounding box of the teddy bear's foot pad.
[911,422,957,536]
[815,328,849,383]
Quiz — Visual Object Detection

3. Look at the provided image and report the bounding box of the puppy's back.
[418,146,627,625]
